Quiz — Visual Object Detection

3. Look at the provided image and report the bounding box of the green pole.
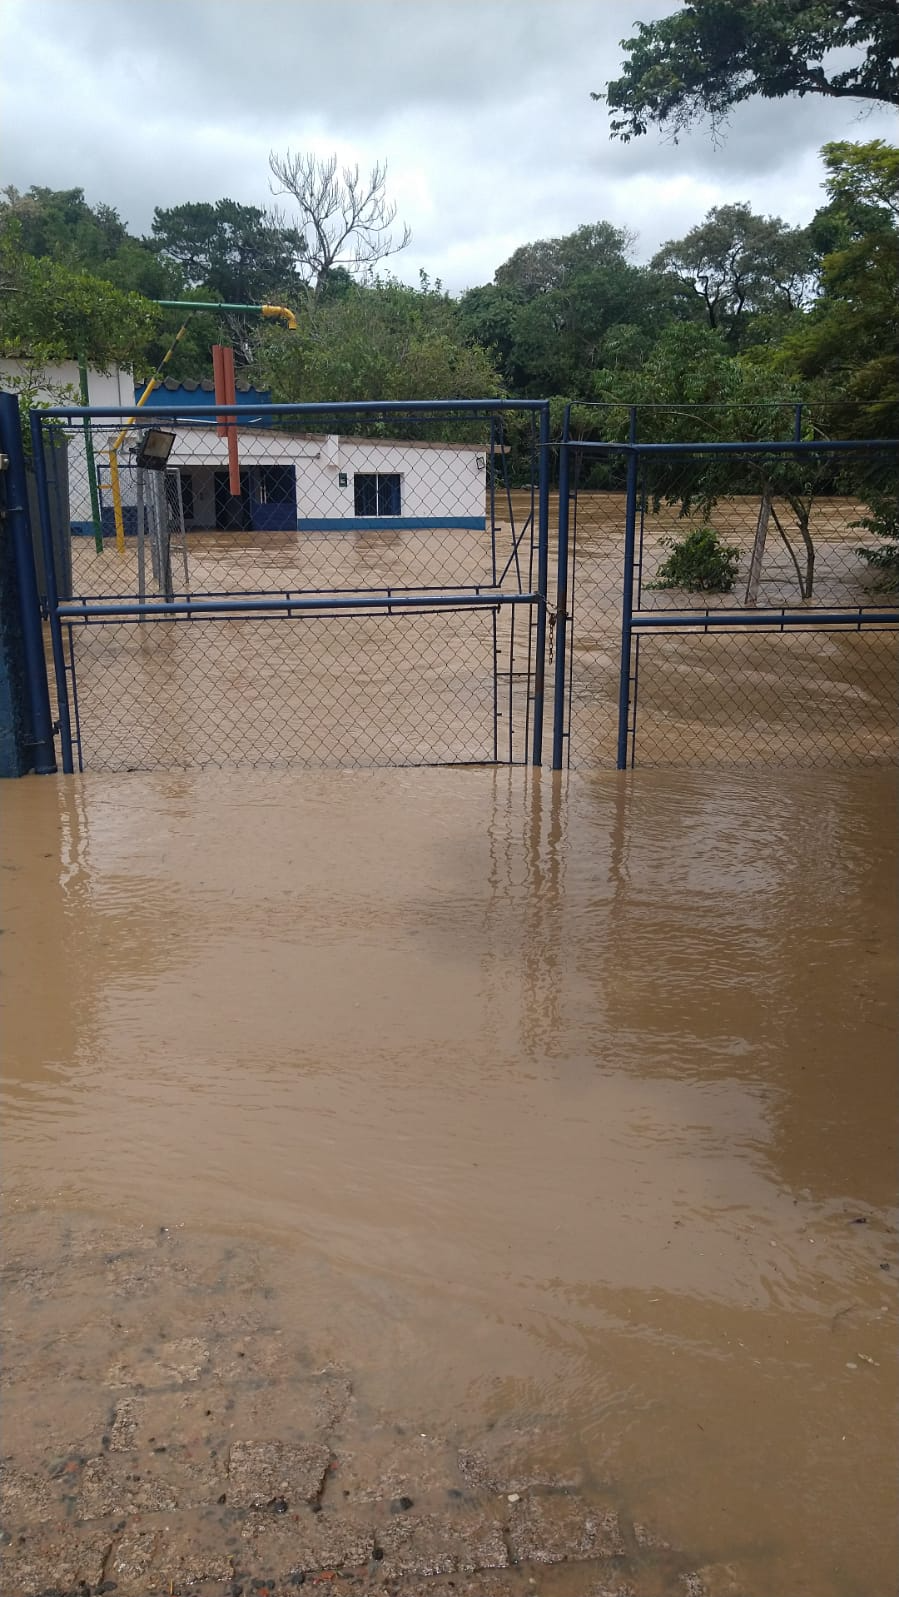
[156,300,262,315]
[78,357,103,552]
[154,300,297,329]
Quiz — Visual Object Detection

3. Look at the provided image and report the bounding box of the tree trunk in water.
[798,518,815,600]
[784,494,816,600]
[770,501,812,601]
[745,492,771,607]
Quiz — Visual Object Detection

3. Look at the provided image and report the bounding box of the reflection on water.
[2,767,897,1596]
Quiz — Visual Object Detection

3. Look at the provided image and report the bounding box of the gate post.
[28,409,74,774]
[616,446,639,771]
[531,401,551,765]
[0,392,56,774]
[551,408,572,770]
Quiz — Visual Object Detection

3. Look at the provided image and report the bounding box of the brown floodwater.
[2,768,897,1595]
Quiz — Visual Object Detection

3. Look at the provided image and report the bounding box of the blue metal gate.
[29,399,551,773]
[551,412,899,769]
[11,390,899,776]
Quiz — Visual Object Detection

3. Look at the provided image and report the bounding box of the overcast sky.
[1,0,894,292]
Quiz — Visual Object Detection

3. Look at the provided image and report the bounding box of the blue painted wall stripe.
[72,516,487,536]
[296,516,485,531]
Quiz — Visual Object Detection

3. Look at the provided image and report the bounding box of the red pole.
[212,344,241,495]
[212,344,227,436]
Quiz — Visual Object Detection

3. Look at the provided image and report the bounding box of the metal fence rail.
[556,429,899,770]
[30,399,551,773]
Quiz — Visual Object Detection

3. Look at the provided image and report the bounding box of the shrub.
[854,493,899,592]
[650,524,740,593]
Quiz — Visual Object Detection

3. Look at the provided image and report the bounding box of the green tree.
[460,224,685,396]
[594,323,829,599]
[594,322,793,438]
[652,204,817,344]
[0,185,175,299]
[508,263,682,394]
[493,222,633,297]
[457,283,522,382]
[808,138,899,254]
[597,1,899,142]
[774,142,899,435]
[149,199,301,304]
[0,229,161,370]
[0,185,127,266]
[252,276,501,408]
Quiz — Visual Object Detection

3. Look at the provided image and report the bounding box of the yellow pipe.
[107,451,125,554]
[261,304,298,331]
[112,324,189,453]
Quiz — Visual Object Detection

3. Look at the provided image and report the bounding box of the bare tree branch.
[267,151,411,292]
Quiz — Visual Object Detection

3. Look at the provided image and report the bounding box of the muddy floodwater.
[2,769,897,1597]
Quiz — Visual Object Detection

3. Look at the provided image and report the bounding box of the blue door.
[250,465,297,531]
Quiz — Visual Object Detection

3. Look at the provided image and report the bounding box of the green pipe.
[155,300,297,329]
[78,357,103,552]
[157,300,261,314]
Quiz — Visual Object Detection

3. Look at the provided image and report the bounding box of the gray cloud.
[1,0,894,291]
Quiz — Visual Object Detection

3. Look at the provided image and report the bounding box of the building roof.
[149,378,269,395]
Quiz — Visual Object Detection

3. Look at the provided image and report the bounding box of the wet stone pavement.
[1,1215,733,1597]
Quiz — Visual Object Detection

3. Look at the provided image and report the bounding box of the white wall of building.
[162,428,486,527]
[0,358,134,409]
[0,360,135,524]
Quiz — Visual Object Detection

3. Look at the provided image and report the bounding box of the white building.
[154,427,487,534]
[70,425,488,537]
[0,362,489,535]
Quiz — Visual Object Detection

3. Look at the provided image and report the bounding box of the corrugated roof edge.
[153,378,267,394]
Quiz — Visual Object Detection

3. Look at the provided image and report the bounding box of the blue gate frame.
[29,397,552,774]
[551,415,899,770]
[13,388,897,776]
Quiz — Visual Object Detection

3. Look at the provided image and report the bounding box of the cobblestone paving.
[1,1214,741,1597]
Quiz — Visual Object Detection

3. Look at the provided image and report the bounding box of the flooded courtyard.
[2,767,896,1596]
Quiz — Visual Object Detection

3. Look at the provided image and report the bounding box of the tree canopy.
[771,141,899,434]
[252,275,500,406]
[597,1,899,142]
[651,204,817,343]
[149,199,301,305]
[1,139,896,438]
[0,185,174,298]
[0,228,160,370]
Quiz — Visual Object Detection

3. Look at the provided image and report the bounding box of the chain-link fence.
[560,437,899,769]
[31,401,550,772]
[20,397,899,775]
